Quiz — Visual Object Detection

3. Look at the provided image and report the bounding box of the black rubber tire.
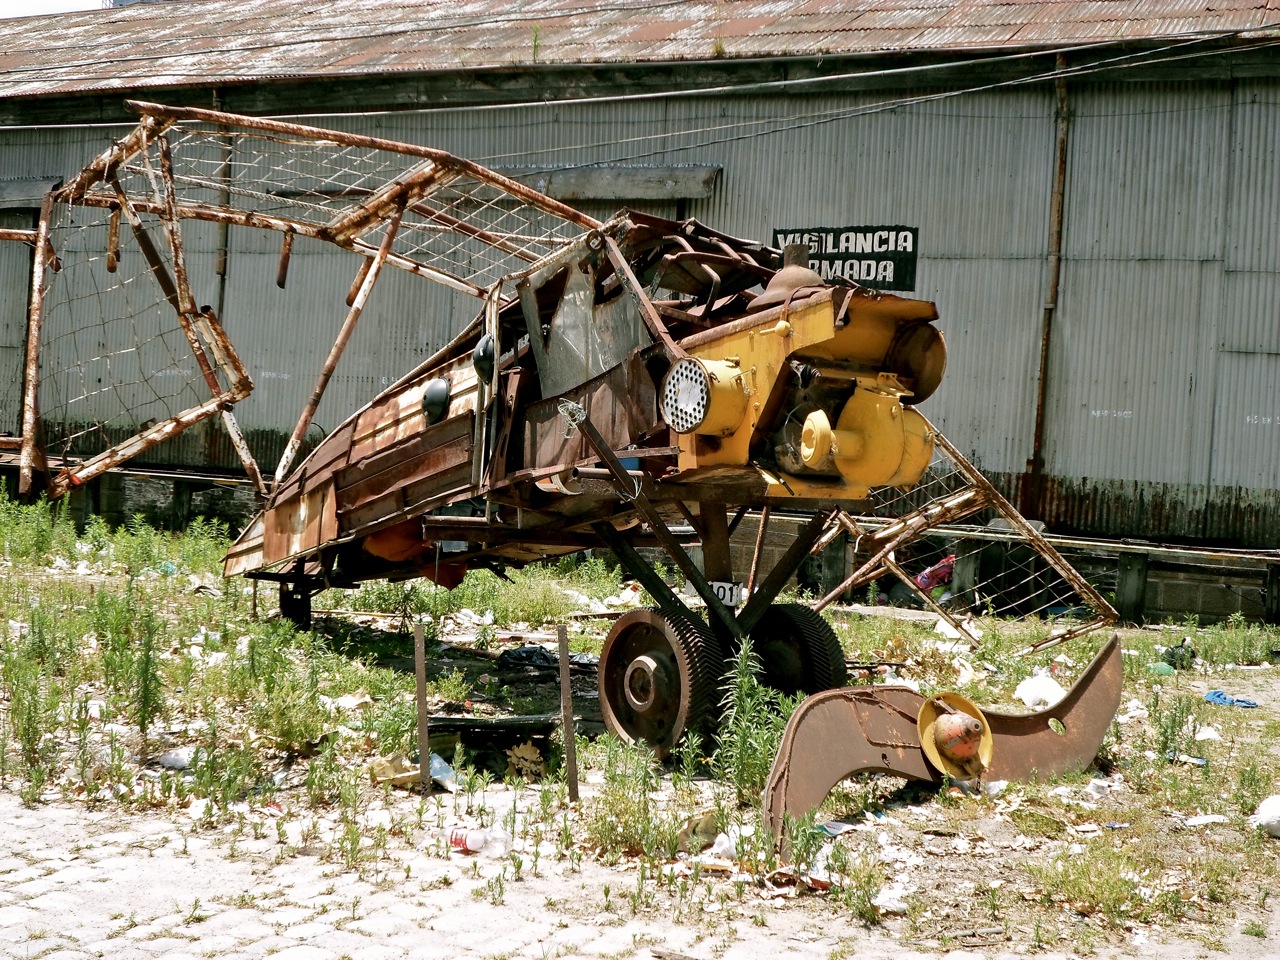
[598,607,725,759]
[750,602,847,696]
[279,583,313,630]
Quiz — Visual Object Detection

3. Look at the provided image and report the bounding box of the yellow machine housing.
[663,285,945,500]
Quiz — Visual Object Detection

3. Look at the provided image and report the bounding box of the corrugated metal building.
[1,0,1279,549]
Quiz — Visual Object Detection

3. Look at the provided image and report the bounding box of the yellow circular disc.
[917,691,994,780]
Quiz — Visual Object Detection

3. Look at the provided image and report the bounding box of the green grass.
[2,483,1280,949]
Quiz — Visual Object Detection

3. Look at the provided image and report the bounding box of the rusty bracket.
[564,399,743,641]
[762,635,1122,848]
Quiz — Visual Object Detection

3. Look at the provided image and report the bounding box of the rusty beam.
[932,427,1118,635]
[71,192,484,298]
[18,193,55,496]
[746,506,770,594]
[604,235,685,360]
[814,490,987,611]
[58,113,174,203]
[736,509,833,634]
[48,385,250,498]
[275,203,404,483]
[568,402,742,640]
[0,228,37,244]
[126,100,601,231]
[320,159,455,245]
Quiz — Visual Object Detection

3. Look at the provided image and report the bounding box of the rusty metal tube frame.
[275,203,405,483]
[813,488,985,611]
[18,193,56,496]
[47,386,251,498]
[930,425,1118,648]
[125,100,601,232]
[569,404,743,640]
[70,192,486,298]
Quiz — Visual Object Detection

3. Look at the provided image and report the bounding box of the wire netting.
[830,428,1114,645]
[34,115,596,470]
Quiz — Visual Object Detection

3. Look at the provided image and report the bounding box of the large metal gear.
[598,607,724,758]
[749,602,847,696]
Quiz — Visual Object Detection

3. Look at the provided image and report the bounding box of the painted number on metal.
[708,580,743,608]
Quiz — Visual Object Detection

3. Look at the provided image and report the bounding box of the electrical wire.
[472,34,1280,168]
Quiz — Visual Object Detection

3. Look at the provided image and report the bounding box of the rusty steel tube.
[125,100,601,231]
[274,203,404,482]
[71,193,486,298]
[18,194,55,496]
[1025,59,1070,519]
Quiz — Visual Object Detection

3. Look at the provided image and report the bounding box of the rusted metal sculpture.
[762,636,1123,845]
[9,101,1117,758]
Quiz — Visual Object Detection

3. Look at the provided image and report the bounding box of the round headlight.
[661,358,712,434]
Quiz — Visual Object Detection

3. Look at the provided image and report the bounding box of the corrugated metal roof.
[3,0,1279,102]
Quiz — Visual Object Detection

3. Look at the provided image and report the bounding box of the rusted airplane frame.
[762,636,1124,849]
[8,101,1118,759]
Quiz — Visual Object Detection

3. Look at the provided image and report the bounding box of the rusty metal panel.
[337,413,475,517]
[3,0,1279,104]
[526,364,653,471]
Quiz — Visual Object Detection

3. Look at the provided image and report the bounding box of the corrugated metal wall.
[1,76,1277,545]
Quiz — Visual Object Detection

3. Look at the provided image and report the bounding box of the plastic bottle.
[448,826,509,856]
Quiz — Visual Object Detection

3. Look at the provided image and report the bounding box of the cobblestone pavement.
[0,792,1272,960]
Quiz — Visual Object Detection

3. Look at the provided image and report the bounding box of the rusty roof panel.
[1,0,1278,102]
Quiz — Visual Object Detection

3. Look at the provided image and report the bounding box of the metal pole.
[557,624,579,804]
[414,622,432,796]
[746,506,771,594]
[1025,55,1071,519]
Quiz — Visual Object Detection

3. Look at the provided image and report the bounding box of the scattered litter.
[934,616,982,644]
[157,746,199,770]
[1161,639,1197,670]
[1183,814,1229,827]
[1014,669,1066,708]
[1204,690,1258,708]
[604,582,644,608]
[706,823,755,860]
[1146,662,1176,676]
[496,645,556,669]
[1166,752,1207,767]
[1116,699,1149,723]
[335,693,373,711]
[1193,725,1222,741]
[1083,779,1112,800]
[368,752,456,791]
[1106,822,1130,830]
[982,780,1008,799]
[818,820,858,837]
[871,880,913,915]
[1247,796,1280,837]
